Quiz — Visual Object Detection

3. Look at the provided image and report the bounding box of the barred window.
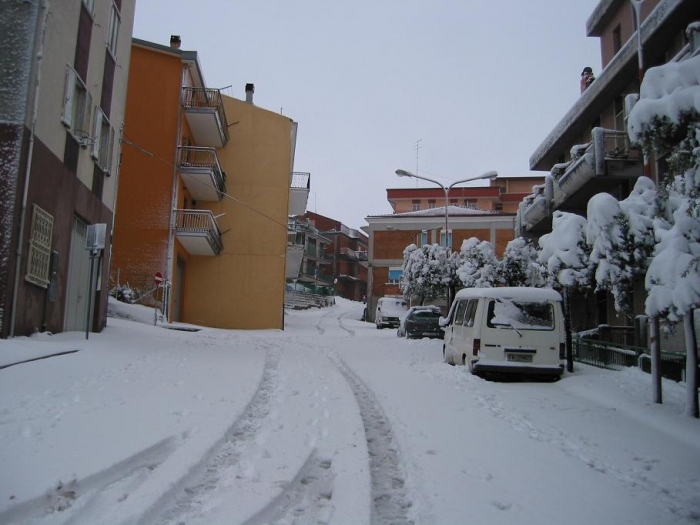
[25,205,54,288]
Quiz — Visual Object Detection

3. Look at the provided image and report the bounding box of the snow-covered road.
[1,298,699,524]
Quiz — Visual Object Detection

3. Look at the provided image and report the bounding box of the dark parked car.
[397,306,444,339]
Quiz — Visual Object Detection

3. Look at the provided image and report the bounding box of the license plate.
[507,353,532,363]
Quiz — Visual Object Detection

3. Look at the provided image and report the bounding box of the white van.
[375,297,408,329]
[442,287,565,379]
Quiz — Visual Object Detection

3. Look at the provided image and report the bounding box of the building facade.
[519,0,700,239]
[516,0,700,332]
[387,176,542,215]
[364,206,517,321]
[112,37,299,330]
[302,211,368,301]
[0,0,135,337]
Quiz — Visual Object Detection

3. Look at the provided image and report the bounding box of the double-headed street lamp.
[395,168,498,309]
[395,168,498,249]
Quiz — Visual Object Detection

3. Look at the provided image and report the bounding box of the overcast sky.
[132,0,602,230]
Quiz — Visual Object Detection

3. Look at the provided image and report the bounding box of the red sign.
[154,272,163,283]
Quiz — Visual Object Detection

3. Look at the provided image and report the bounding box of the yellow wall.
[181,97,293,329]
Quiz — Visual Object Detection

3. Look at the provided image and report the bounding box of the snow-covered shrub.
[456,238,499,288]
[499,237,545,288]
[400,243,451,302]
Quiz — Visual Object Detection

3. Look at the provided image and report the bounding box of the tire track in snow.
[240,450,335,525]
[327,352,414,524]
[146,343,282,525]
[316,305,412,522]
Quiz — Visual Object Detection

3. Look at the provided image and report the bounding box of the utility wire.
[121,138,290,230]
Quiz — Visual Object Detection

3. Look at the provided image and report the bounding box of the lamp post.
[395,169,498,248]
[395,168,498,308]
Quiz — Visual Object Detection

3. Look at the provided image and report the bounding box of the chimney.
[245,83,254,104]
[170,35,181,49]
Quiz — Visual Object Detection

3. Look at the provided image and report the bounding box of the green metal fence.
[573,337,693,382]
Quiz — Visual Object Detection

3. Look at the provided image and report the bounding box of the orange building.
[363,177,539,319]
[112,37,300,329]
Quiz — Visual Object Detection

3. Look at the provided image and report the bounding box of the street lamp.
[395,168,497,309]
[395,168,498,248]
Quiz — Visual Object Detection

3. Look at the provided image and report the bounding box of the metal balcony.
[182,87,229,147]
[174,209,223,256]
[178,147,226,202]
[289,172,311,216]
[517,128,643,236]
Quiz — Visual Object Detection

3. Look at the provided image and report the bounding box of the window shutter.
[82,90,92,136]
[61,67,76,128]
[92,108,103,159]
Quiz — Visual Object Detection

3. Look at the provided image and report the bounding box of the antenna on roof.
[414,138,422,175]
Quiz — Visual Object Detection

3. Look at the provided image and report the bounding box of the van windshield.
[486,300,554,331]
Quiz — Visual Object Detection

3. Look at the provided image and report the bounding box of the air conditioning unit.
[86,223,107,251]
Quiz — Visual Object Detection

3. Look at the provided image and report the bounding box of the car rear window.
[413,311,441,319]
[486,300,554,330]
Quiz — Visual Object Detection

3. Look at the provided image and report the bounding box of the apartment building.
[518,0,700,239]
[287,216,333,295]
[387,176,542,214]
[364,206,517,321]
[302,211,368,301]
[112,37,302,330]
[516,0,699,330]
[0,0,135,337]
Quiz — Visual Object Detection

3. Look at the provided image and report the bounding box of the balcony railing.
[289,172,311,216]
[516,127,643,236]
[182,87,229,147]
[178,147,226,202]
[174,209,223,256]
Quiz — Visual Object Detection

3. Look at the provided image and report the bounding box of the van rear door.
[482,299,557,364]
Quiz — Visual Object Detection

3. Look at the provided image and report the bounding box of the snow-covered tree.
[628,53,700,417]
[399,243,451,303]
[499,237,545,287]
[456,238,499,289]
[537,211,591,291]
[538,211,591,373]
[586,178,656,316]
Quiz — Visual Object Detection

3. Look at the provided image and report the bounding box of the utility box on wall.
[86,223,107,251]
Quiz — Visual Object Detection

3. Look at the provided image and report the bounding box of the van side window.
[465,300,478,327]
[453,300,468,325]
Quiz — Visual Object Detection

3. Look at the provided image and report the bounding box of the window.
[440,230,453,248]
[613,24,622,54]
[453,300,468,326]
[107,2,121,58]
[449,199,458,206]
[25,205,54,288]
[465,199,477,209]
[464,300,478,327]
[61,66,92,141]
[412,200,421,212]
[614,96,625,131]
[486,300,554,330]
[428,199,436,209]
[420,230,428,246]
[92,107,115,173]
[388,267,402,284]
[495,203,503,211]
[82,0,95,16]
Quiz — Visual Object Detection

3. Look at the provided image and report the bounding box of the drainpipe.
[10,0,50,337]
[165,63,188,322]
